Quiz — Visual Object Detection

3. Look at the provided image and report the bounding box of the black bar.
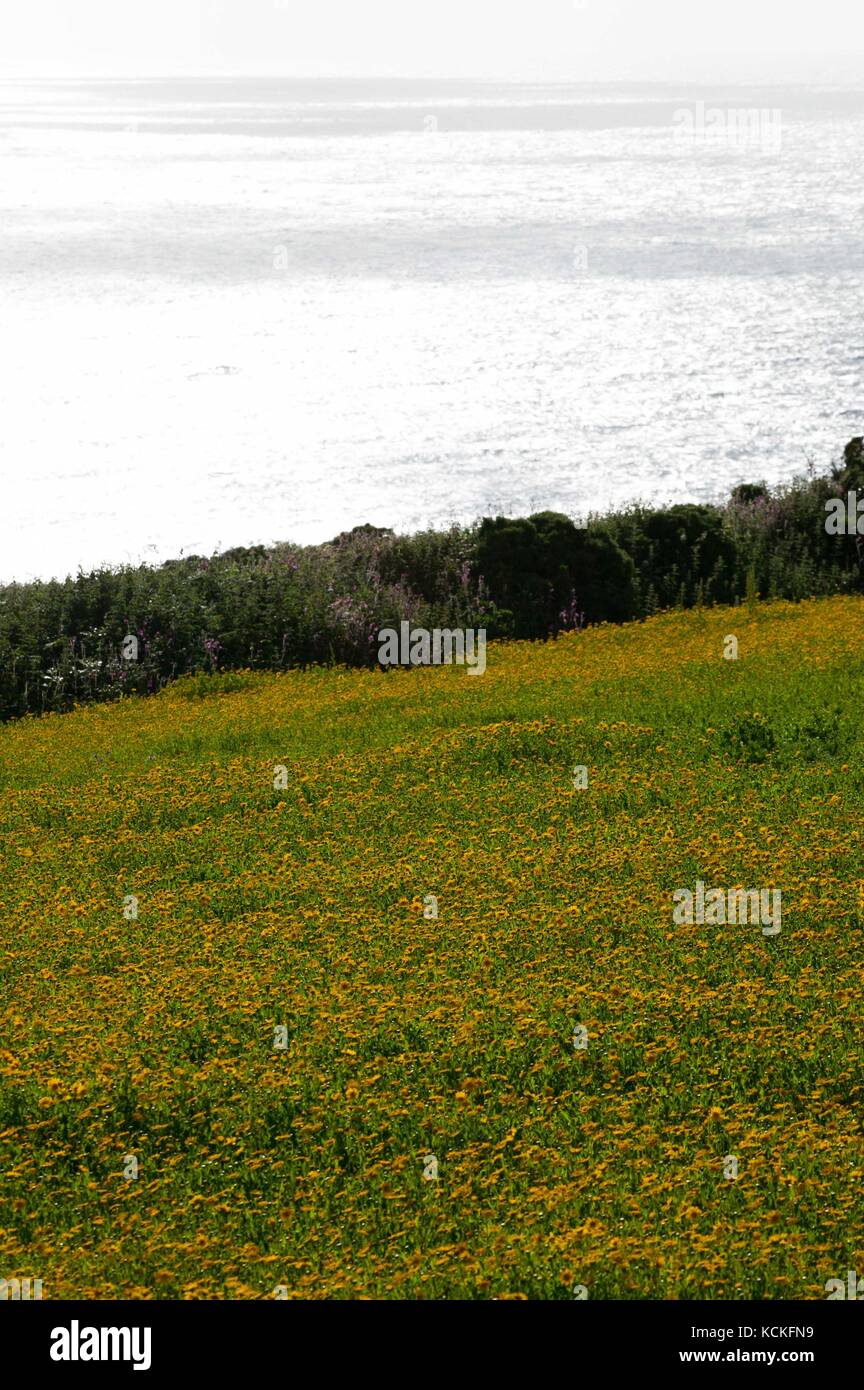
[4,1298,855,1377]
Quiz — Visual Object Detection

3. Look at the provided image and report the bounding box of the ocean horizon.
[2,76,862,583]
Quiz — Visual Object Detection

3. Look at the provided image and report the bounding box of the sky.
[0,0,862,82]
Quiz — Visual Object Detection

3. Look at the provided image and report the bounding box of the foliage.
[1,598,862,1297]
[1,440,861,721]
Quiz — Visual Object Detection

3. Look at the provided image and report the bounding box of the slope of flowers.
[0,597,862,1299]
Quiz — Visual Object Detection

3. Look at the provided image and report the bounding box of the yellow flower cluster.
[0,596,862,1298]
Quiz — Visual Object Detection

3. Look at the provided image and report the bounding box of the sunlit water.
[1,78,862,582]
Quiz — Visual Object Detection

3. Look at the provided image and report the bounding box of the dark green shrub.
[1,438,862,722]
[473,511,636,637]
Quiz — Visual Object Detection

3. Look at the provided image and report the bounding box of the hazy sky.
[1,0,862,81]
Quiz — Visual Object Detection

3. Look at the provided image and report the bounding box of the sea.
[1,77,862,583]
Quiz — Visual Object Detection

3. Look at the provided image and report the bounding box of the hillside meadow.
[1,596,863,1299]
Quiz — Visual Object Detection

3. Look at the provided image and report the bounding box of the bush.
[601,503,738,614]
[1,438,861,722]
[474,511,636,637]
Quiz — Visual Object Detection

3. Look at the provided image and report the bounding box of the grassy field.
[1,596,863,1300]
